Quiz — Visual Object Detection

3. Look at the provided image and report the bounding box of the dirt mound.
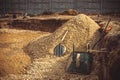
[103,31,120,80]
[104,31,120,51]
[93,30,120,80]
[41,11,54,15]
[25,14,100,58]
[59,9,79,15]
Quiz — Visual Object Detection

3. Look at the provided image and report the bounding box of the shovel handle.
[61,30,68,41]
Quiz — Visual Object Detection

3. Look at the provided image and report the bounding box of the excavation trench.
[9,19,68,32]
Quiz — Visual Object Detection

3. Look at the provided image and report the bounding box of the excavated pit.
[9,19,68,33]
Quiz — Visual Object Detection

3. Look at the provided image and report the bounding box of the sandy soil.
[0,14,119,80]
[0,29,50,76]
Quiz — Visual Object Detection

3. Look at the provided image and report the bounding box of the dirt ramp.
[25,14,100,58]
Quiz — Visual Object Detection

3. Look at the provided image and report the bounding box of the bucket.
[66,51,93,75]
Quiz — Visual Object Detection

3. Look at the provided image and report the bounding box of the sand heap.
[25,14,100,58]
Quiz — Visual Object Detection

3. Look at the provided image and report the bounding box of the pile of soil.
[25,14,100,58]
[41,11,54,15]
[59,9,79,15]
[92,23,120,80]
[103,31,120,80]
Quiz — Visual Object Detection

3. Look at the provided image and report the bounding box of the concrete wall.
[0,0,120,14]
[76,0,101,14]
[102,0,120,14]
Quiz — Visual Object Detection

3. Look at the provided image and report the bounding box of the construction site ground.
[0,14,120,80]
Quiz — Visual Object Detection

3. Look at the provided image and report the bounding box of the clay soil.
[0,14,120,80]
